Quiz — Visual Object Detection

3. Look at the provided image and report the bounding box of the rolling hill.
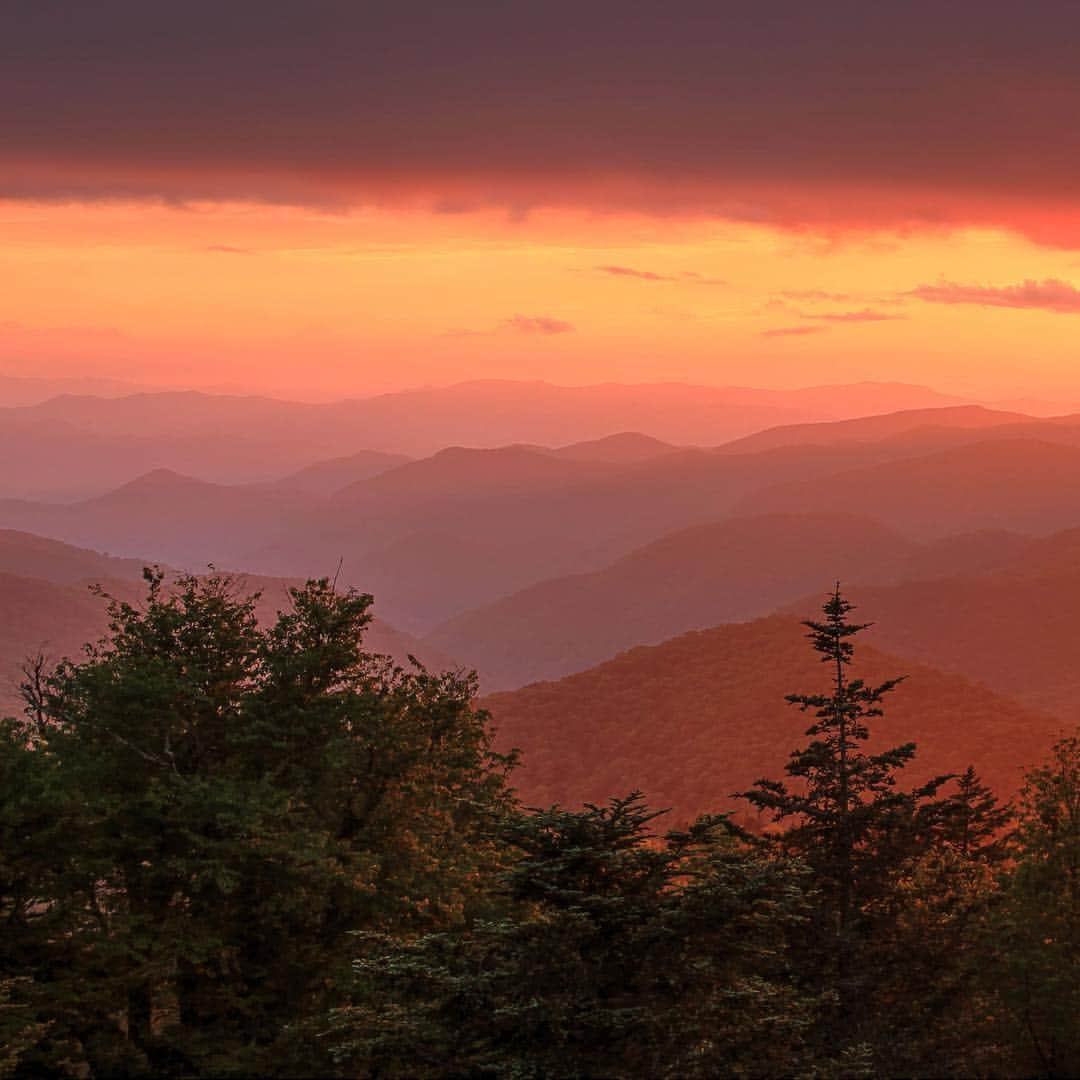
[717,404,1032,455]
[258,449,413,496]
[428,513,920,690]
[253,442,937,631]
[0,533,459,717]
[738,439,1080,538]
[3,409,1065,636]
[482,615,1066,826]
[779,527,1080,723]
[0,470,317,569]
[547,432,681,464]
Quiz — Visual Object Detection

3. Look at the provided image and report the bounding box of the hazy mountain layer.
[483,615,1063,826]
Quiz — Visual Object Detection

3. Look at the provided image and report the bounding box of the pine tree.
[984,733,1080,1076]
[880,766,1013,1075]
[332,794,818,1078]
[736,586,952,1054]
[939,765,1012,860]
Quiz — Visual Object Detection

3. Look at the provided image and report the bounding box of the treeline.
[0,572,1077,1078]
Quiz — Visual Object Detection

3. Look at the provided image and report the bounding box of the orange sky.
[3,197,1080,402]
[6,5,1080,403]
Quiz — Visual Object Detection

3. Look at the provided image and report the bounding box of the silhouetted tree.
[939,765,1012,860]
[736,586,953,1062]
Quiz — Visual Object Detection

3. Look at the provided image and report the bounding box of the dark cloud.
[6,2,1080,238]
[909,278,1080,313]
[760,326,827,338]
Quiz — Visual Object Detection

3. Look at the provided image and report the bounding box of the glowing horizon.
[3,197,1080,405]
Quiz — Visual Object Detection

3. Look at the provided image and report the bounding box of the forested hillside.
[482,614,1063,823]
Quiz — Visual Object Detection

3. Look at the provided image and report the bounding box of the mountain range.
[0,530,454,717]
[0,379,973,499]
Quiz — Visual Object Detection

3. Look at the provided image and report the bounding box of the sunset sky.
[4,1,1080,401]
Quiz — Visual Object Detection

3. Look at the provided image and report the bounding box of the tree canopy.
[0,574,1073,1077]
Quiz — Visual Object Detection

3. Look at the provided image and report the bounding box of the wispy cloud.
[807,308,905,323]
[503,314,576,335]
[598,264,675,281]
[445,314,577,338]
[760,326,827,338]
[679,270,727,285]
[909,278,1080,314]
[597,265,726,285]
[204,244,255,255]
[780,289,854,302]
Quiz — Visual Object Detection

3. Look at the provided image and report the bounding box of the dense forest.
[1,572,1078,1078]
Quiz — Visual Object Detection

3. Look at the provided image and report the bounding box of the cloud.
[678,271,727,285]
[204,244,254,255]
[807,308,905,323]
[597,266,726,284]
[760,326,827,338]
[909,278,1080,314]
[598,265,677,281]
[7,4,1080,242]
[503,314,576,335]
[781,289,854,302]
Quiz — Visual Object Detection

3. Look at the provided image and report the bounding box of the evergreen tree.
[880,767,1013,1075]
[736,586,953,1059]
[938,765,1012,861]
[332,794,818,1079]
[984,733,1080,1076]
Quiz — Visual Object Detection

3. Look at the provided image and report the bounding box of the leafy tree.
[736,586,954,1061]
[331,794,818,1079]
[9,569,514,1077]
[0,715,87,1077]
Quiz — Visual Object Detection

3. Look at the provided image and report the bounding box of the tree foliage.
[331,794,818,1079]
[735,587,1006,1070]
[5,569,513,1077]
[0,572,1071,1077]
[982,733,1080,1077]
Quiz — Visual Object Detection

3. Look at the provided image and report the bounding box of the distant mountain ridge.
[0,531,458,716]
[0,378,977,499]
[739,438,1080,538]
[428,513,920,690]
[7,404,1080,634]
[715,404,1033,454]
